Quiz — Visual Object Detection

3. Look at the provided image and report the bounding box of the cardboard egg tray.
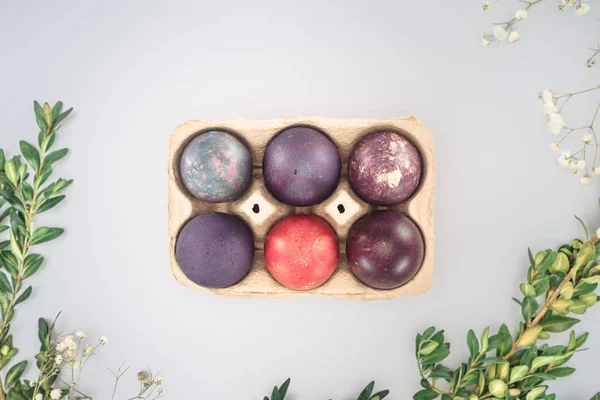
[167,117,435,300]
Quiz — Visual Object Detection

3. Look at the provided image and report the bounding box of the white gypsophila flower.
[508,31,520,43]
[64,337,76,351]
[70,360,80,369]
[493,26,508,40]
[570,160,578,173]
[55,355,64,365]
[581,175,591,185]
[482,2,490,11]
[577,160,586,170]
[76,331,86,341]
[543,102,558,115]
[157,386,163,394]
[582,133,593,143]
[56,342,67,352]
[35,394,43,400]
[593,167,600,174]
[542,90,553,103]
[481,38,491,47]
[557,151,571,169]
[83,344,93,356]
[576,4,591,15]
[50,388,62,400]
[548,113,565,134]
[99,335,108,345]
[29,381,36,388]
[64,350,75,361]
[550,142,561,151]
[515,9,528,20]
[155,376,164,385]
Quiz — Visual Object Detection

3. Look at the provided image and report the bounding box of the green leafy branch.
[414,224,600,400]
[0,101,72,400]
[263,378,389,400]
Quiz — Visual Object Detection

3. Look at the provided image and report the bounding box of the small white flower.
[155,376,164,385]
[83,344,93,356]
[576,3,591,15]
[36,394,43,400]
[580,175,592,185]
[65,337,77,351]
[557,151,572,169]
[482,1,490,11]
[542,90,554,103]
[76,331,86,341]
[99,335,108,345]
[64,350,75,361]
[50,388,62,400]
[508,31,520,43]
[70,360,81,369]
[493,26,508,40]
[515,9,528,20]
[30,381,37,388]
[582,133,593,143]
[543,102,558,115]
[569,160,578,173]
[157,386,164,394]
[481,38,491,47]
[548,113,565,134]
[550,142,561,151]
[593,166,600,174]
[56,342,67,352]
[55,354,64,365]
[577,159,586,170]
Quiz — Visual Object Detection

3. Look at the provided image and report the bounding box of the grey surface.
[1,1,600,399]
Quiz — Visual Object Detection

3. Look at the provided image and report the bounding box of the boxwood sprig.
[263,378,389,400]
[414,222,600,400]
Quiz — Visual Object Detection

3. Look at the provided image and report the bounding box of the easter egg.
[264,215,339,291]
[175,212,254,288]
[346,211,424,290]
[263,126,341,206]
[348,131,422,205]
[179,131,253,202]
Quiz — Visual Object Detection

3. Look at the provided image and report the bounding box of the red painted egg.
[264,215,339,291]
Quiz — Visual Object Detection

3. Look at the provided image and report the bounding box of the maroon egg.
[346,211,424,290]
[175,212,254,289]
[349,131,422,205]
[263,126,341,206]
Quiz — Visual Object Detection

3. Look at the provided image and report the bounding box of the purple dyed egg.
[179,131,253,203]
[175,212,254,288]
[349,131,422,205]
[346,211,424,290]
[263,126,341,206]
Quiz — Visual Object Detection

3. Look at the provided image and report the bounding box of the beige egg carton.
[168,117,435,300]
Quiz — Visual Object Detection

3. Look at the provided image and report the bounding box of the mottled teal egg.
[179,131,253,202]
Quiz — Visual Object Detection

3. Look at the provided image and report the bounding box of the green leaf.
[420,344,450,365]
[30,227,64,246]
[0,251,19,275]
[0,226,8,234]
[422,327,436,340]
[413,389,439,400]
[589,393,600,400]
[509,365,529,383]
[480,327,490,353]
[370,390,390,400]
[37,318,49,346]
[23,255,43,279]
[537,251,558,275]
[429,365,452,379]
[19,141,40,171]
[0,149,5,170]
[467,329,479,358]
[530,356,557,371]
[5,360,27,388]
[548,367,575,378]
[4,160,18,187]
[357,381,375,400]
[14,286,32,306]
[533,277,550,296]
[528,248,535,266]
[575,332,589,349]
[34,101,43,118]
[497,324,513,357]
[35,196,65,214]
[51,101,63,122]
[9,231,23,261]
[540,316,580,333]
[522,296,538,321]
[53,107,73,127]
[44,149,68,167]
[278,378,290,399]
[0,272,12,292]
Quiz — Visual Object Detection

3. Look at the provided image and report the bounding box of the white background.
[2,1,600,398]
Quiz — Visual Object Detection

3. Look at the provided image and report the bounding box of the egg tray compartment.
[168,117,435,300]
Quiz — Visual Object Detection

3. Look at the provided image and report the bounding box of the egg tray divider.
[168,117,435,300]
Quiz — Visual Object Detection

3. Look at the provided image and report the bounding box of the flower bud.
[538,331,551,340]
[0,345,9,356]
[569,300,587,315]
[509,388,522,397]
[520,283,536,297]
[43,102,53,127]
[487,363,497,381]
[560,282,574,300]
[518,326,543,348]
[550,299,572,314]
[550,252,570,273]
[497,362,509,381]
[489,379,507,398]
[570,239,583,250]
[525,386,547,400]
[580,292,598,307]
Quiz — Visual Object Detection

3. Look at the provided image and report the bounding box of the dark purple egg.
[175,212,254,288]
[349,131,422,205]
[346,211,424,290]
[263,126,341,206]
